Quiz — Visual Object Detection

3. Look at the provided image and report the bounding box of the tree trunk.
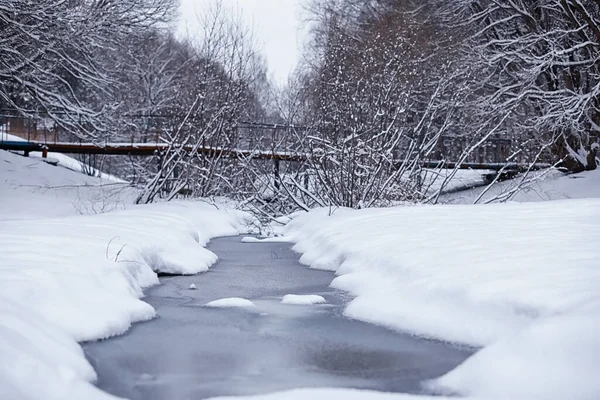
[587,143,598,171]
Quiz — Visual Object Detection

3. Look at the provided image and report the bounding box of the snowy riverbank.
[3,144,599,400]
[277,198,600,400]
[1,199,252,399]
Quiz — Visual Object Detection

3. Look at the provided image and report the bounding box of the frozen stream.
[83,236,472,399]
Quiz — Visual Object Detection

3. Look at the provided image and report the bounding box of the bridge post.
[274,159,281,191]
[27,116,31,142]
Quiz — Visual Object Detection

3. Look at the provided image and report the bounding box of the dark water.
[83,236,472,400]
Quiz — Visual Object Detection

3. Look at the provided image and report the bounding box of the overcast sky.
[178,0,308,85]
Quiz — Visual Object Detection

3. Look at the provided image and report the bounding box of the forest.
[2,0,599,213]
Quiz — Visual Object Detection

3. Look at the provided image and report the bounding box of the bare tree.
[0,0,175,138]
[445,0,600,172]
[265,0,478,210]
[135,1,271,203]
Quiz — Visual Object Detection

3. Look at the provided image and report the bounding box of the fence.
[0,112,548,166]
[0,114,63,143]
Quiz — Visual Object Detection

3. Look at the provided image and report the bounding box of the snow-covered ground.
[4,138,600,400]
[1,130,124,183]
[1,149,253,399]
[420,168,491,195]
[443,168,600,203]
[274,170,600,399]
[254,168,490,203]
[0,149,136,220]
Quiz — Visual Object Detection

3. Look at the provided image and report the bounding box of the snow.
[252,168,491,206]
[4,131,600,400]
[1,131,124,183]
[0,149,136,220]
[241,236,263,243]
[1,201,252,338]
[443,168,600,203]
[1,149,254,399]
[189,283,198,290]
[282,198,600,399]
[431,312,600,400]
[205,298,256,308]
[0,299,120,400]
[1,202,252,399]
[281,294,327,305]
[421,168,492,195]
[205,388,458,400]
[241,235,290,243]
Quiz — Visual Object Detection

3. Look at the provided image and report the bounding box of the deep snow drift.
[1,202,252,400]
[279,194,600,400]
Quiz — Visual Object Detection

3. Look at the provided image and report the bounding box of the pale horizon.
[178,0,308,86]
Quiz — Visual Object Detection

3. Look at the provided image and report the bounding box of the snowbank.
[1,132,124,182]
[432,312,600,400]
[444,168,600,204]
[281,294,327,305]
[1,201,252,399]
[282,200,600,399]
[0,299,119,400]
[0,150,136,220]
[421,168,491,195]
[205,298,256,308]
[241,236,290,243]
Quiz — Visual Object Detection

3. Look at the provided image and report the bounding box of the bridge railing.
[0,114,64,143]
[0,113,552,168]
[0,113,305,154]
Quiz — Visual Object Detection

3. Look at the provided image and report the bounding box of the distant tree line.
[0,0,176,135]
[0,0,273,202]
[265,0,600,210]
[2,0,599,212]
[447,0,600,173]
